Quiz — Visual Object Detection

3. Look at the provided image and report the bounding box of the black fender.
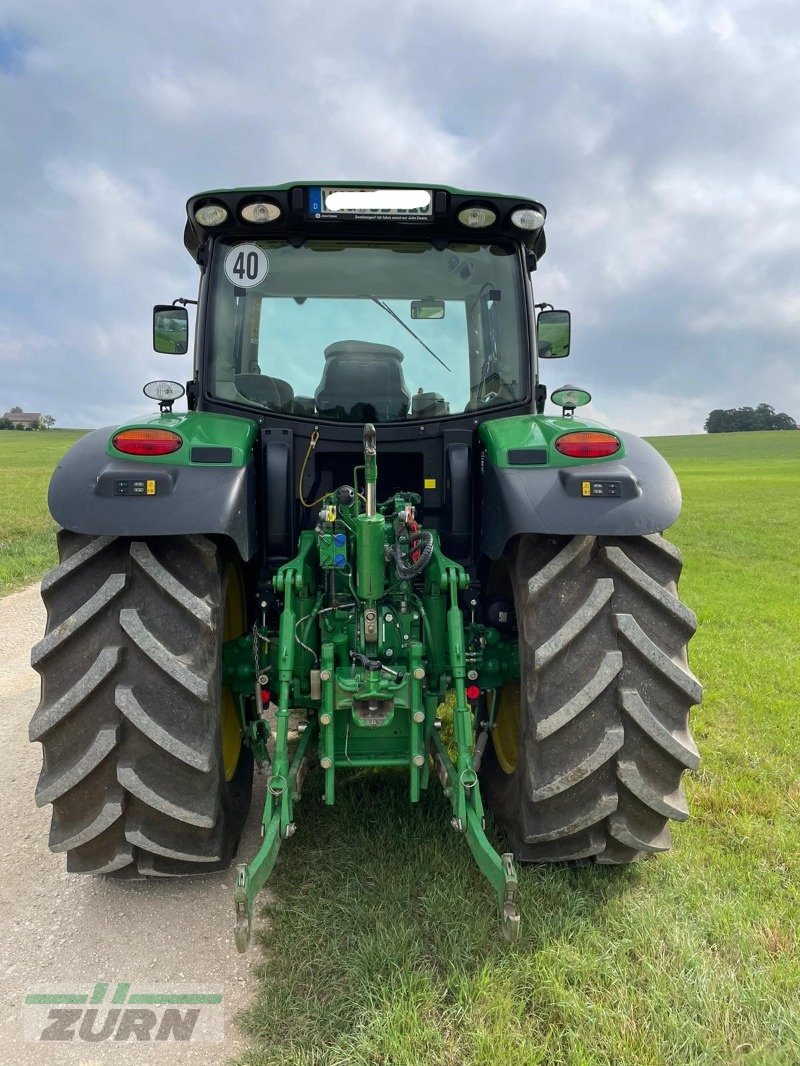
[480,431,681,559]
[48,428,257,560]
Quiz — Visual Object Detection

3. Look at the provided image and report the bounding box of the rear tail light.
[555,431,620,459]
[112,429,183,456]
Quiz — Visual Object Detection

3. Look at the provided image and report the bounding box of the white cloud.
[45,162,171,272]
[589,390,712,437]
[0,0,798,435]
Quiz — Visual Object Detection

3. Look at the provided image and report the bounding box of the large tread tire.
[480,533,702,864]
[30,531,253,878]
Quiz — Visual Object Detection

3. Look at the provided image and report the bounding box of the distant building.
[2,411,42,429]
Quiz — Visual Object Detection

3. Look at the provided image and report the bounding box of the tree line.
[704,404,797,433]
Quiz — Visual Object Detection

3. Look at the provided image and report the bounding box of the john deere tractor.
[31,183,701,948]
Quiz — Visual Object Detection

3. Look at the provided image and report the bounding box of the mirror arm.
[173,298,198,306]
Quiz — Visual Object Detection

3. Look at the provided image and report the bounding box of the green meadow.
[0,430,85,595]
[0,428,798,1063]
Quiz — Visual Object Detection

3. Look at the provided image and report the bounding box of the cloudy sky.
[1,0,798,434]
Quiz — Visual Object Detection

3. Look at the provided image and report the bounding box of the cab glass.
[206,240,529,422]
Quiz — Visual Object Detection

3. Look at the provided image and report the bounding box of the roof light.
[511,207,545,231]
[457,205,497,229]
[240,200,282,224]
[555,431,621,459]
[112,428,183,456]
[194,203,228,227]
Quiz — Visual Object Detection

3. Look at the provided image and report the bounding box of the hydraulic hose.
[392,530,433,579]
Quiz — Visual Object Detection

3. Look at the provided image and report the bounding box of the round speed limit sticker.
[224,244,269,288]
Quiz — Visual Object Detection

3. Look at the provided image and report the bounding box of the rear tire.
[480,533,701,864]
[30,531,253,877]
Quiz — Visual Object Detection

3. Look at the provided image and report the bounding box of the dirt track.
[0,583,264,1064]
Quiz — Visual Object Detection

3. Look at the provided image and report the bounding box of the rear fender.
[479,419,681,559]
[48,413,259,560]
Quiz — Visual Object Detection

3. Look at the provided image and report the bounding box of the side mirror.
[411,298,445,320]
[537,309,571,359]
[153,305,189,354]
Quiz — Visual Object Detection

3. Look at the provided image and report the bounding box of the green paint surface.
[479,413,626,468]
[106,410,258,466]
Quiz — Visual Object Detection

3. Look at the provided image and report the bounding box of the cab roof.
[183,182,547,263]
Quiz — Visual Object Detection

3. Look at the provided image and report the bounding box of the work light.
[194,203,228,226]
[511,207,545,231]
[457,205,497,228]
[240,200,282,224]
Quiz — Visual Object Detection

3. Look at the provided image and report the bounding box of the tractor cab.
[157,184,564,568]
[177,185,550,423]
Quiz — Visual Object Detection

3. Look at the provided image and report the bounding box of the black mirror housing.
[537,309,571,359]
[153,305,189,354]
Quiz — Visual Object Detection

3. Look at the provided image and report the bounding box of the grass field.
[1,429,798,1063]
[0,430,85,595]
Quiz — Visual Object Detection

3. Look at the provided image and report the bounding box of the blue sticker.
[308,186,322,216]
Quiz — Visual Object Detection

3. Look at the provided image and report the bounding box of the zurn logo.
[24,982,224,1043]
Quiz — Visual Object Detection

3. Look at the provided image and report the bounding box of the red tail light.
[555,431,621,459]
[112,429,182,456]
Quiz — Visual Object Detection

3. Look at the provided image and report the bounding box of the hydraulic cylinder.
[356,513,386,600]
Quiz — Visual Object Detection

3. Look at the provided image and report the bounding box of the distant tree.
[704,409,726,433]
[0,418,13,430]
[772,411,797,430]
[9,405,22,414]
[41,415,56,429]
[705,404,798,433]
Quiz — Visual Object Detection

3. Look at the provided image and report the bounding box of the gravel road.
[0,583,266,1064]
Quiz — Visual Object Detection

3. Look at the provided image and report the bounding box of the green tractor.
[30,183,701,948]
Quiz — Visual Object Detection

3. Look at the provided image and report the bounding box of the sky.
[1,0,798,435]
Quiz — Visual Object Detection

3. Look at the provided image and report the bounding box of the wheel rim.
[221,563,246,782]
[493,681,520,775]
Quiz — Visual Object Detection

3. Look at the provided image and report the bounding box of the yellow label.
[325,504,337,522]
[146,480,156,496]
[582,481,591,497]
[424,478,437,490]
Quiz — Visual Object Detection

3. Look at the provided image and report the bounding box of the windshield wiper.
[365,296,451,372]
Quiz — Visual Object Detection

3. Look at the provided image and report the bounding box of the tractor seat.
[315,340,410,422]
[235,374,294,413]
